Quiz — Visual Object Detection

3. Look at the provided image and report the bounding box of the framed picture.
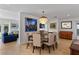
[11,23,18,29]
[25,18,37,32]
[50,23,56,29]
[61,21,72,29]
[40,23,45,28]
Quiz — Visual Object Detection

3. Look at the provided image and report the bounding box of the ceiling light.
[39,10,48,24]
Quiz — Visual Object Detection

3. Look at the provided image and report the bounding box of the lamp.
[39,11,48,24]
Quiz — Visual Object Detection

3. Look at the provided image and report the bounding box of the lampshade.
[39,11,48,24]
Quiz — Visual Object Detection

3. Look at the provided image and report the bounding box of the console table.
[70,40,79,55]
[59,31,73,40]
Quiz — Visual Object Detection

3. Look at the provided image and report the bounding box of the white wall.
[47,18,79,40]
[0,9,19,20]
[20,12,39,44]
[48,19,58,32]
[0,8,19,34]
[59,18,79,40]
[0,9,20,45]
[0,8,20,32]
[47,18,59,42]
[0,18,20,45]
[20,12,60,44]
[0,18,19,33]
[9,20,19,33]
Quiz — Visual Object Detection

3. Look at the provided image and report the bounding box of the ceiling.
[0,4,79,19]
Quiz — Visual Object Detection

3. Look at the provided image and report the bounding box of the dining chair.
[32,33,42,54]
[52,32,58,49]
[51,32,57,49]
[43,31,49,42]
[26,33,33,48]
[43,32,56,53]
[40,31,48,42]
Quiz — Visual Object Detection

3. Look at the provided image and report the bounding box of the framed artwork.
[50,23,56,29]
[25,18,37,32]
[40,23,45,28]
[61,21,72,29]
[11,23,18,29]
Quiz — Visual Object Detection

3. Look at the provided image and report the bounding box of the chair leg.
[39,47,41,54]
[53,44,55,51]
[48,46,50,53]
[26,43,29,48]
[42,44,44,49]
[33,46,35,53]
[55,42,58,49]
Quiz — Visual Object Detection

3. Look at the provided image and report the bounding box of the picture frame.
[50,23,56,29]
[25,18,37,32]
[40,23,45,29]
[11,23,18,29]
[61,21,72,29]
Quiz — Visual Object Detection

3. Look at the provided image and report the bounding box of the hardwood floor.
[0,39,72,55]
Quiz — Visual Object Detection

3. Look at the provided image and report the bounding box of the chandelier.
[39,11,48,24]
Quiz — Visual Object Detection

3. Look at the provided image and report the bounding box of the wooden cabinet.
[59,31,73,40]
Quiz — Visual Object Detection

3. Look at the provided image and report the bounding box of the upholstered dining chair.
[43,31,49,42]
[32,33,42,54]
[43,32,56,53]
[52,32,58,49]
[26,33,33,48]
[50,32,57,49]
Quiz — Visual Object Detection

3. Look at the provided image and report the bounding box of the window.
[0,26,1,32]
[77,23,79,35]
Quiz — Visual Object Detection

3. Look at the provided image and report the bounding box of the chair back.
[27,33,33,42]
[44,31,48,38]
[33,33,41,47]
[48,33,55,45]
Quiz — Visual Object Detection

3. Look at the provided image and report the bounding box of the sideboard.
[59,31,73,40]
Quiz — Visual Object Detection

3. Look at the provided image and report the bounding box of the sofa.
[2,32,18,43]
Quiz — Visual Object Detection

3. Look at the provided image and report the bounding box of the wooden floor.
[0,39,72,55]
